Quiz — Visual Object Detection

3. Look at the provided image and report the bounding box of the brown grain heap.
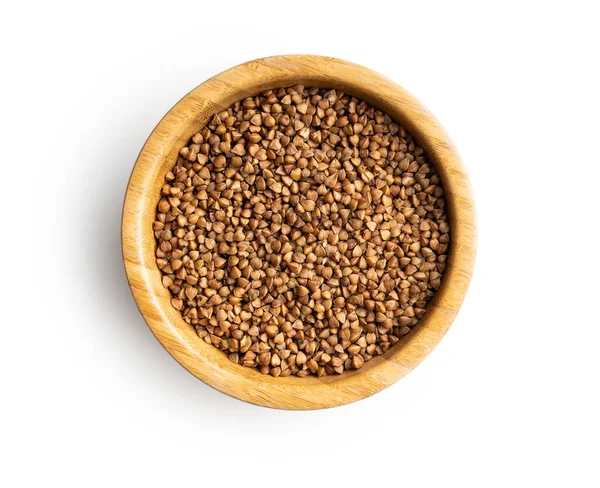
[154,85,449,377]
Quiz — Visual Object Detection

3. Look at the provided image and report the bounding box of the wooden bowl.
[122,55,476,410]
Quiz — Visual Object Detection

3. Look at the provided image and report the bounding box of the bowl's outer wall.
[122,55,477,409]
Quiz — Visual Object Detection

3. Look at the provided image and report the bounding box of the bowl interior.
[123,55,476,408]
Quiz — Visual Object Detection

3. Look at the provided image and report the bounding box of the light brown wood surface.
[122,55,477,410]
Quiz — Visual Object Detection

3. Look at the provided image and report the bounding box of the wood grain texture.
[122,55,477,410]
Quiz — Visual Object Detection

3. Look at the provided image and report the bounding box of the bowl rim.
[122,54,477,410]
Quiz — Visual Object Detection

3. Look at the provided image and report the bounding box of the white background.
[2,1,599,486]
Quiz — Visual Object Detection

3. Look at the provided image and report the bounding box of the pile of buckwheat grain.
[154,85,449,377]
